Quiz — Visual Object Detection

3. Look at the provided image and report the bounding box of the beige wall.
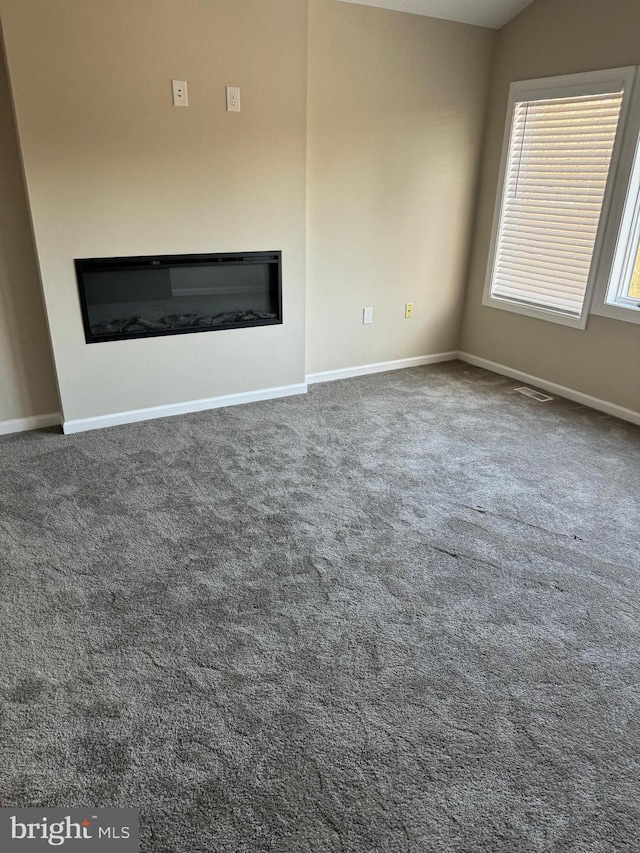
[306,0,494,373]
[460,0,640,414]
[0,35,58,423]
[0,0,308,423]
[7,0,631,428]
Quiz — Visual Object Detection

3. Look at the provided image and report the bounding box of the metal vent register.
[514,386,554,402]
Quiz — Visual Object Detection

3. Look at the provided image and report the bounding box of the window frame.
[591,68,640,325]
[482,67,637,330]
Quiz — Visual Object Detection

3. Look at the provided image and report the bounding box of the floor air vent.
[514,386,553,402]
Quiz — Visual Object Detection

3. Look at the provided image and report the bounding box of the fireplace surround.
[75,251,282,344]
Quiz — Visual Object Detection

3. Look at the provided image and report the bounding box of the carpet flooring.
[1,362,639,852]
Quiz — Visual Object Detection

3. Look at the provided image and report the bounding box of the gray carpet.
[1,362,639,852]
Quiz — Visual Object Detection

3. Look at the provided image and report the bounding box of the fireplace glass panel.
[76,252,282,343]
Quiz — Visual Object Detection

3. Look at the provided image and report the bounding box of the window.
[591,76,640,325]
[484,68,636,329]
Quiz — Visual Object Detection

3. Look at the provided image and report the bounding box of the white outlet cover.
[363,307,373,325]
[172,79,188,107]
[226,86,241,112]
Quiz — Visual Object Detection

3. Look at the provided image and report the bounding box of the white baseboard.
[62,383,308,435]
[9,352,638,435]
[0,412,61,436]
[458,352,640,427]
[305,352,458,385]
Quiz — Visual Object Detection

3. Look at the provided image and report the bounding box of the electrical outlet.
[226,86,241,112]
[172,80,188,107]
[363,307,373,325]
[404,302,414,319]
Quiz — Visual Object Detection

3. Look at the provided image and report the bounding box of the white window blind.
[490,90,625,318]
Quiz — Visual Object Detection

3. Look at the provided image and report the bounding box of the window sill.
[590,300,640,325]
[482,295,587,329]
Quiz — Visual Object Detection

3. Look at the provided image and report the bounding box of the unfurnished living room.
[0,0,639,850]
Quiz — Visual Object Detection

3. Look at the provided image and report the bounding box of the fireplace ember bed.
[75,251,282,344]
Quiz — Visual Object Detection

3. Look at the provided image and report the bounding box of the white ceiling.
[338,0,536,29]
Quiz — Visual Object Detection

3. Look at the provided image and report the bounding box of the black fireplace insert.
[75,251,282,344]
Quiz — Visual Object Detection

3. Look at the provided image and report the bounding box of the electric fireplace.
[75,251,282,344]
